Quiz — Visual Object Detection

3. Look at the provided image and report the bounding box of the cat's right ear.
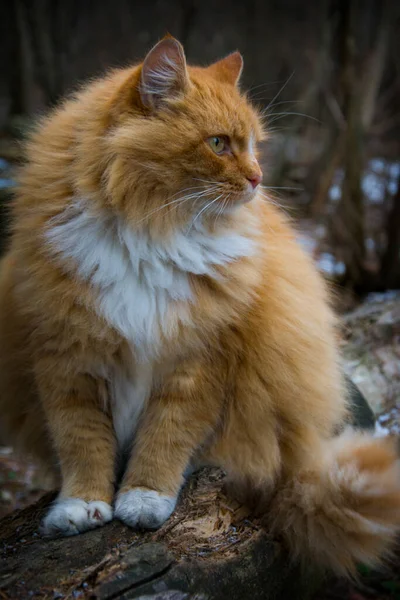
[139,37,190,110]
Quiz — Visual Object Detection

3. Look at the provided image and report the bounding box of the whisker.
[134,190,213,224]
[263,111,321,124]
[253,96,301,107]
[261,185,302,191]
[167,185,210,199]
[192,177,227,186]
[170,188,219,203]
[133,182,226,226]
[264,72,295,113]
[214,194,230,226]
[262,124,295,134]
[187,196,222,233]
[169,181,224,197]
[133,196,194,225]
[258,190,294,211]
[247,80,287,94]
[153,191,209,221]
[257,190,284,207]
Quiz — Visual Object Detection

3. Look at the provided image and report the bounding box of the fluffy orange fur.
[0,37,399,575]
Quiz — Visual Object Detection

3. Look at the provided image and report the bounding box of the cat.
[0,35,399,576]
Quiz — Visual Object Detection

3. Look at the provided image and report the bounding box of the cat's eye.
[207,136,229,155]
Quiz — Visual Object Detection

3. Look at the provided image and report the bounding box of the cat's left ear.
[207,52,243,86]
[139,37,190,110]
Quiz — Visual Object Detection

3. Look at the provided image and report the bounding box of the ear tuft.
[140,37,189,110]
[207,51,244,86]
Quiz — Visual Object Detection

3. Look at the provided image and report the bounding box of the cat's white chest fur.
[45,198,256,447]
[109,363,154,450]
[46,199,255,355]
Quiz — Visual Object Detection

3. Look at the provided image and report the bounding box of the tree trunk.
[309,0,345,217]
[360,0,390,131]
[380,176,400,289]
[330,0,366,288]
[16,0,74,107]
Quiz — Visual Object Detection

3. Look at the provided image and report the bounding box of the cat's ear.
[139,37,190,110]
[207,52,243,86]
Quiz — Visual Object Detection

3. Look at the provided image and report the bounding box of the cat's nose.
[247,173,262,189]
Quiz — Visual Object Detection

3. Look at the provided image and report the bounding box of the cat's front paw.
[39,498,113,538]
[115,488,177,529]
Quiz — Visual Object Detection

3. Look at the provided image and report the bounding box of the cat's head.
[106,36,264,231]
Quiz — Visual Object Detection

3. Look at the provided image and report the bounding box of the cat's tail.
[267,430,400,576]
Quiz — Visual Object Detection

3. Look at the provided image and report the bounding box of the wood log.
[0,383,374,600]
[0,471,319,600]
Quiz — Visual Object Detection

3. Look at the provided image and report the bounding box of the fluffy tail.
[267,430,400,576]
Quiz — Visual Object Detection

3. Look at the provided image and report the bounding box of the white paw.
[39,498,113,538]
[114,489,177,529]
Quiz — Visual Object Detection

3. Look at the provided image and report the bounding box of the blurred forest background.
[0,2,400,598]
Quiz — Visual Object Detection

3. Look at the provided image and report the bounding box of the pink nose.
[247,173,262,189]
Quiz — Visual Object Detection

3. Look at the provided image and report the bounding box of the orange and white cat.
[0,36,399,575]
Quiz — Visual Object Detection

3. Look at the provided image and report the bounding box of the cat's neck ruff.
[45,197,258,358]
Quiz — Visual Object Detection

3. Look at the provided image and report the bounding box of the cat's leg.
[35,362,116,538]
[115,364,219,529]
[205,361,283,509]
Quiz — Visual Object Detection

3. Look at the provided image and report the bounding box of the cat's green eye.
[208,136,228,155]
